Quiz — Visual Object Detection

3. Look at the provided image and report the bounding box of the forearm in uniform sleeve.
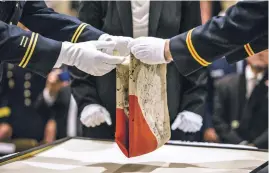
[169,1,268,76]
[0,21,61,76]
[178,68,207,117]
[20,1,105,43]
[225,34,268,64]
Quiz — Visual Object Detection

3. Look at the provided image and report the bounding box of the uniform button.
[7,71,13,78]
[8,79,15,89]
[24,90,31,98]
[7,64,14,69]
[24,73,32,80]
[231,120,240,129]
[24,81,31,88]
[16,3,19,7]
[24,98,31,106]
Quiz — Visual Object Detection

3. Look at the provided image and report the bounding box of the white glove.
[99,34,133,56]
[128,37,168,64]
[80,104,112,128]
[54,41,125,76]
[171,111,203,133]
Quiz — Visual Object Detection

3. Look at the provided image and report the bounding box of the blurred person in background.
[0,63,55,144]
[70,1,207,141]
[45,1,79,17]
[212,49,268,149]
[35,67,78,139]
[0,65,74,152]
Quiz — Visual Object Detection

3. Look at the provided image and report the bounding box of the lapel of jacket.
[116,1,133,37]
[148,1,163,37]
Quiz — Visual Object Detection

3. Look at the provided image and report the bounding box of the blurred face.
[247,49,268,72]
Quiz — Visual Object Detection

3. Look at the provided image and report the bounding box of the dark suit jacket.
[35,86,71,139]
[70,1,207,140]
[213,71,268,149]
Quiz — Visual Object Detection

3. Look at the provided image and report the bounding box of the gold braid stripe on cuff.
[244,43,255,57]
[186,29,211,66]
[19,33,39,68]
[71,23,89,43]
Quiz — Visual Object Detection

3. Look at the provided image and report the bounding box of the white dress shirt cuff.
[43,88,57,106]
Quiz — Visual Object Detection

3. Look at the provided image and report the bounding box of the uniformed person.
[0,63,51,142]
[128,1,268,80]
[0,1,132,77]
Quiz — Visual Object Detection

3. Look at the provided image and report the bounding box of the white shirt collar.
[245,65,264,82]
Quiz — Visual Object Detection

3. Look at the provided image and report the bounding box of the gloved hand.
[128,37,170,64]
[99,34,133,56]
[80,104,112,128]
[54,41,125,76]
[171,111,203,133]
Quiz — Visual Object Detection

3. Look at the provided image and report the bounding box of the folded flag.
[116,55,170,158]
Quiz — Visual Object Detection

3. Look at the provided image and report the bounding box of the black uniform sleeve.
[225,34,268,64]
[0,21,61,76]
[170,1,268,76]
[212,79,244,144]
[20,1,104,43]
[179,67,207,117]
[176,1,207,116]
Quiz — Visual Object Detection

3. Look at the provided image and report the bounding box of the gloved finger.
[97,113,106,125]
[85,116,94,127]
[186,124,194,133]
[102,48,114,55]
[90,40,116,50]
[130,44,147,56]
[95,115,104,126]
[171,116,182,131]
[117,38,133,46]
[92,114,102,128]
[181,121,189,132]
[180,121,188,132]
[96,65,116,76]
[133,50,150,61]
[100,63,117,71]
[80,113,91,126]
[102,110,112,126]
[127,39,138,50]
[127,37,146,49]
[193,123,202,131]
[98,52,126,65]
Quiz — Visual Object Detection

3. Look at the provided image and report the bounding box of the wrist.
[98,34,112,41]
[54,42,75,68]
[48,89,58,98]
[43,88,57,106]
[164,39,173,63]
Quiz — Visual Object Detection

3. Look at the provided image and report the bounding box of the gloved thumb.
[171,114,183,131]
[99,106,112,126]
[99,52,126,65]
[90,40,116,50]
